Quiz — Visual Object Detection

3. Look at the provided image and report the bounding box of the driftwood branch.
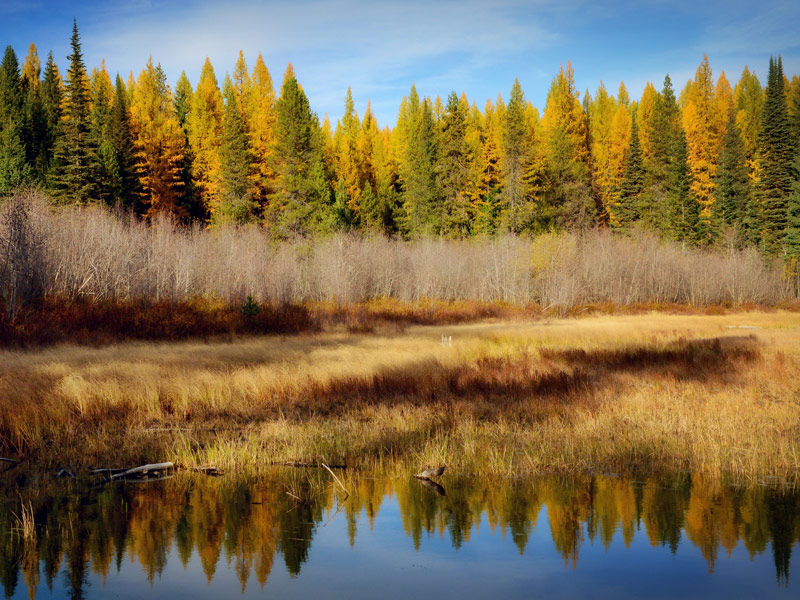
[110,462,174,480]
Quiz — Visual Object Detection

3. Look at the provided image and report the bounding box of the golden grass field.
[1,311,799,483]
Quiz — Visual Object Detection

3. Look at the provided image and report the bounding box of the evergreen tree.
[109,74,140,209]
[500,79,532,232]
[20,44,48,182]
[785,160,800,262]
[541,63,595,229]
[715,110,751,237]
[39,51,62,185]
[616,112,645,229]
[173,71,201,220]
[400,90,439,236]
[90,63,118,204]
[216,83,256,224]
[0,45,29,195]
[757,56,794,256]
[51,20,95,203]
[668,129,699,245]
[267,65,332,236]
[436,91,471,237]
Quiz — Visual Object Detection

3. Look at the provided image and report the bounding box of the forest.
[0,20,799,263]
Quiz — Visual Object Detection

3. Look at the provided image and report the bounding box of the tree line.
[1,20,800,261]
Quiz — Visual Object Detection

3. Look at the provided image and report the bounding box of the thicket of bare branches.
[0,191,794,316]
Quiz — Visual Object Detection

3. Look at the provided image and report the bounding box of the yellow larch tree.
[21,43,41,92]
[247,53,277,207]
[637,82,659,169]
[334,87,363,213]
[232,50,252,116]
[605,100,632,225]
[588,82,619,220]
[715,71,735,136]
[541,63,589,164]
[682,55,718,230]
[129,57,185,217]
[187,57,224,216]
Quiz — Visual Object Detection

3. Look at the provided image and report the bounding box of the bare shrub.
[0,195,795,312]
[0,190,50,319]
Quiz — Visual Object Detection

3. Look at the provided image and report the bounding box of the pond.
[1,470,798,599]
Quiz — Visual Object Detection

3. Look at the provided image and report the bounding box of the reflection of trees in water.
[0,471,799,597]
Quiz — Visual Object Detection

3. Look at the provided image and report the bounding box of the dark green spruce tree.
[401,93,439,237]
[715,110,751,240]
[50,19,95,203]
[0,45,30,195]
[436,91,471,237]
[500,79,532,232]
[267,68,332,236]
[616,113,646,229]
[108,74,140,209]
[757,56,794,256]
[39,51,62,186]
[217,83,256,224]
[668,129,699,245]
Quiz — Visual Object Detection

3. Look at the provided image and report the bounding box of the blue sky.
[1,0,799,127]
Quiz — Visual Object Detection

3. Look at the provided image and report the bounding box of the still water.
[1,470,798,599]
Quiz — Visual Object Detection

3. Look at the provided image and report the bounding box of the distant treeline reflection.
[1,471,798,598]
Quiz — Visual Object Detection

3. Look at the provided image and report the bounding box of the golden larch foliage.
[247,53,277,205]
[129,57,185,217]
[682,55,719,223]
[187,57,224,215]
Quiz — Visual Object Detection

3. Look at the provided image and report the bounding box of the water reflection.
[0,471,798,598]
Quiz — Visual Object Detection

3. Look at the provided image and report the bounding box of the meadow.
[2,311,798,484]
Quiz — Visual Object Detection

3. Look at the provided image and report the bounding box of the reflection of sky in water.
[6,475,800,599]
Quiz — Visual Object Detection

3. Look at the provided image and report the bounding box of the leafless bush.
[0,193,795,313]
[0,190,50,319]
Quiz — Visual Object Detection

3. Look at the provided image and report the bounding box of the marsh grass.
[1,313,799,483]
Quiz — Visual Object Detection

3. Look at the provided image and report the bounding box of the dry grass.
[1,312,799,483]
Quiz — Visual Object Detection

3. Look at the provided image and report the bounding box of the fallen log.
[111,462,174,480]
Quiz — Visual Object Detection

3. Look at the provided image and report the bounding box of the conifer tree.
[0,45,29,195]
[734,66,763,179]
[472,98,503,234]
[90,62,118,204]
[109,74,140,209]
[757,56,794,256]
[39,51,62,185]
[500,79,532,232]
[588,82,618,223]
[541,63,594,229]
[682,55,719,237]
[715,110,751,236]
[616,113,645,229]
[216,83,256,224]
[786,161,800,262]
[668,130,699,245]
[400,94,439,236]
[334,87,363,215]
[187,57,224,215]
[248,54,277,211]
[267,65,332,236]
[51,20,95,203]
[173,71,200,219]
[129,57,185,217]
[19,43,48,182]
[436,91,472,237]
